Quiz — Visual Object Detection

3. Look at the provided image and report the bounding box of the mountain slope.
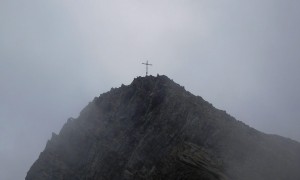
[26,75,300,180]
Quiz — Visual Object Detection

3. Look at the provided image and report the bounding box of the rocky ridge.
[26,75,300,180]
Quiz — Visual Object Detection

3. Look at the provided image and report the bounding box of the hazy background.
[1,0,300,179]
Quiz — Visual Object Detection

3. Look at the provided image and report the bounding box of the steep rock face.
[26,75,300,180]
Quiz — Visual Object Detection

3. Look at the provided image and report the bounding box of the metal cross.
[142,60,152,76]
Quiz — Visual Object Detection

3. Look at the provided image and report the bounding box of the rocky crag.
[26,75,300,180]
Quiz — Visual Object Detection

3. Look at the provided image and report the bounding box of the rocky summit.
[26,75,300,180]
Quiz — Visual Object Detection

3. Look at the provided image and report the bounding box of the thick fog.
[1,0,300,179]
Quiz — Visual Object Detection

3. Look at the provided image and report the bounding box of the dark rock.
[26,75,300,180]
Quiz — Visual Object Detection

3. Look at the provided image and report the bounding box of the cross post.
[142,60,152,76]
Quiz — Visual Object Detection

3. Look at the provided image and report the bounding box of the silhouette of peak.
[26,76,300,180]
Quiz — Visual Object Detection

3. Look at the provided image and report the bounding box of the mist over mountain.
[26,75,300,180]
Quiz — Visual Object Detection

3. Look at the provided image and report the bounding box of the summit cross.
[142,60,152,76]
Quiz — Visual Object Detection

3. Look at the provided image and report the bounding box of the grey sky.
[1,0,300,179]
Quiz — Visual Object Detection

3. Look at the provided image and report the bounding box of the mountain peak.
[26,76,300,180]
[130,75,183,92]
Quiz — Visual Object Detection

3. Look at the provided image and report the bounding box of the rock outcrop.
[26,75,300,180]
